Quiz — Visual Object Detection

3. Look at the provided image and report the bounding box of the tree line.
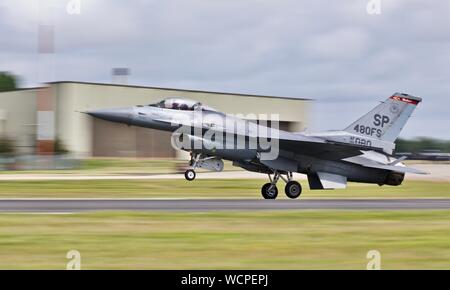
[396,138,450,153]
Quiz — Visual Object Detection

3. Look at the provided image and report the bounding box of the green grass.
[0,210,449,269]
[0,179,448,199]
[79,158,177,171]
[0,158,180,175]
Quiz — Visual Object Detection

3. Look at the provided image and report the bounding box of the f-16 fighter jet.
[86,93,426,199]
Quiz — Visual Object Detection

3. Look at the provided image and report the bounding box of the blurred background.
[0,0,450,270]
[0,0,449,172]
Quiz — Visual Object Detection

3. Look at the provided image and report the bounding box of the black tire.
[285,181,302,199]
[184,169,196,181]
[261,183,278,199]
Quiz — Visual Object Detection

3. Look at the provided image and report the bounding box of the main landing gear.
[261,171,302,200]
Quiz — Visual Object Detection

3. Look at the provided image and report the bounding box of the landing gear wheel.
[285,181,302,199]
[261,183,278,199]
[184,169,196,181]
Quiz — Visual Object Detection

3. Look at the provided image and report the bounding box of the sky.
[0,0,449,139]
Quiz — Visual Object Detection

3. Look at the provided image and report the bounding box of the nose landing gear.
[184,153,200,181]
[184,169,196,181]
[183,153,224,181]
[261,171,302,200]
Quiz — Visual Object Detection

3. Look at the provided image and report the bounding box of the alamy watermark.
[170,112,280,161]
[366,0,382,15]
[66,250,81,270]
[366,250,381,270]
[66,0,81,15]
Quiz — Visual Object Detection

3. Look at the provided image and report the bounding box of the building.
[0,81,310,158]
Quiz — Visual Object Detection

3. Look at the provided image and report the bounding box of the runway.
[0,163,448,181]
[0,198,450,212]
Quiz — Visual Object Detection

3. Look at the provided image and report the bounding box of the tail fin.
[344,93,422,142]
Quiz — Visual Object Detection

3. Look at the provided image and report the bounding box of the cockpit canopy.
[149,98,217,111]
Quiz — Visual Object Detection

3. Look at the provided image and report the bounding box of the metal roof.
[46,81,312,101]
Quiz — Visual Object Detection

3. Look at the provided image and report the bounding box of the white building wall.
[0,89,37,154]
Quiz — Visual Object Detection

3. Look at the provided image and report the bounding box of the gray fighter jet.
[86,93,426,199]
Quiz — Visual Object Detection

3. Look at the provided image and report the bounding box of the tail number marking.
[353,124,382,138]
[350,136,372,147]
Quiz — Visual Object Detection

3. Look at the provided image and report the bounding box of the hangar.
[0,81,310,158]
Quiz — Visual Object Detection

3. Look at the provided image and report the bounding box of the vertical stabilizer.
[344,93,422,142]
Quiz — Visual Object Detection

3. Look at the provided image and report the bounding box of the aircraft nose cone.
[86,107,133,124]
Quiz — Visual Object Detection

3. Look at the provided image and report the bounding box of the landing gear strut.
[261,171,302,200]
[184,153,200,181]
[183,153,225,181]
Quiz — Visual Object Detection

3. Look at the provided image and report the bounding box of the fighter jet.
[86,93,426,199]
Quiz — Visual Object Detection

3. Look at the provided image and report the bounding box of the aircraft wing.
[277,132,383,160]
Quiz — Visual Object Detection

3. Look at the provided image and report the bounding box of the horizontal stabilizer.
[389,156,407,166]
[344,155,429,175]
[364,163,428,175]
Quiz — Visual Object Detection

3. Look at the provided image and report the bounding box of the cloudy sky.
[1,0,449,139]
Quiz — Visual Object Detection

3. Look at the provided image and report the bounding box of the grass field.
[0,179,448,199]
[0,210,449,269]
[0,161,448,269]
[0,158,181,175]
